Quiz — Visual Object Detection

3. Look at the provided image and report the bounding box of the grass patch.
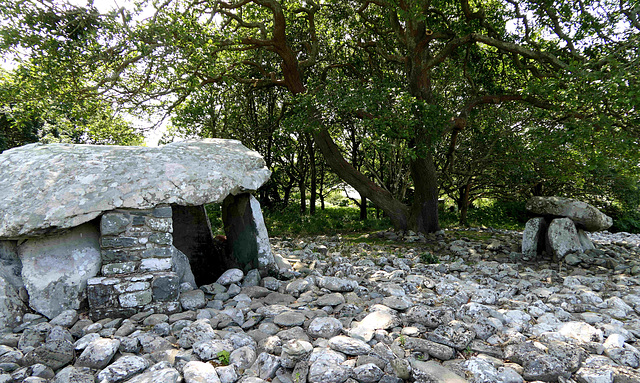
[439,200,528,231]
[206,198,531,238]
[263,204,392,237]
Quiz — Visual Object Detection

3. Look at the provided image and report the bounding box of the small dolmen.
[0,139,274,330]
[522,196,613,262]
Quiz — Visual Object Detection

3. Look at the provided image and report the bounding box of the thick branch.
[470,33,568,70]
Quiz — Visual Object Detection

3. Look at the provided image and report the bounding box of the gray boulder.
[546,218,583,261]
[171,247,196,289]
[0,139,271,239]
[525,196,612,232]
[0,275,27,332]
[577,228,596,251]
[522,217,547,260]
[18,223,102,319]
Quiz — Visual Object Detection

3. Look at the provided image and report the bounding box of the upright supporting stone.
[222,194,274,274]
[18,222,102,319]
[0,240,22,289]
[577,229,596,251]
[522,217,547,261]
[172,205,223,285]
[0,277,27,332]
[546,218,583,261]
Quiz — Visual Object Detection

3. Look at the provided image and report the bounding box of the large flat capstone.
[0,139,271,239]
[525,196,613,232]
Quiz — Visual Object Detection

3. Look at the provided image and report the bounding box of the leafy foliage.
[1,0,638,232]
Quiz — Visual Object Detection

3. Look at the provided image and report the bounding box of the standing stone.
[525,196,613,232]
[546,218,583,261]
[172,205,223,286]
[222,194,274,273]
[171,247,197,289]
[0,240,22,288]
[0,276,27,332]
[522,217,547,260]
[577,229,596,251]
[18,223,102,319]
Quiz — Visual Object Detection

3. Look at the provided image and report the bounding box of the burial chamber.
[0,139,274,322]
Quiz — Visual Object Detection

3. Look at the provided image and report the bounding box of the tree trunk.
[299,177,306,213]
[459,182,471,226]
[283,177,294,206]
[312,127,410,230]
[306,133,317,215]
[319,161,326,210]
[360,196,367,220]
[408,151,441,233]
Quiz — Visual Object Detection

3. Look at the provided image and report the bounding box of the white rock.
[18,223,101,319]
[558,321,603,343]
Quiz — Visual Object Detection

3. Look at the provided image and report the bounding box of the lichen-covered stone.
[19,223,102,319]
[152,273,180,302]
[522,217,547,260]
[0,139,271,239]
[526,196,613,232]
[547,218,583,260]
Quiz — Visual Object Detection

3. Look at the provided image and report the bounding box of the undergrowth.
[262,205,392,237]
[206,199,626,237]
[207,203,527,237]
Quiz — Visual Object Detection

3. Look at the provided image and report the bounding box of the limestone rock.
[0,276,27,332]
[328,335,372,355]
[18,223,102,319]
[546,218,583,261]
[96,355,149,382]
[525,196,612,232]
[307,317,343,339]
[410,359,467,383]
[522,217,547,260]
[75,338,120,369]
[183,360,221,383]
[0,139,270,239]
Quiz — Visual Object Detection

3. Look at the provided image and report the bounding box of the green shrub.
[217,350,230,366]
[606,206,640,233]
[420,252,440,264]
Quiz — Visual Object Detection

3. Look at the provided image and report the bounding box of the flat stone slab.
[0,139,271,239]
[525,196,612,232]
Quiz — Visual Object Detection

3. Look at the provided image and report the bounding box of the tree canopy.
[1,0,638,231]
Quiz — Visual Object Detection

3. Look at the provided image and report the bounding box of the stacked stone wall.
[87,205,181,320]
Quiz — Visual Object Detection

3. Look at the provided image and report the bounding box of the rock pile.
[522,196,613,262]
[1,228,640,383]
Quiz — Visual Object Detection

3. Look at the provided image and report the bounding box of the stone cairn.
[522,196,613,262]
